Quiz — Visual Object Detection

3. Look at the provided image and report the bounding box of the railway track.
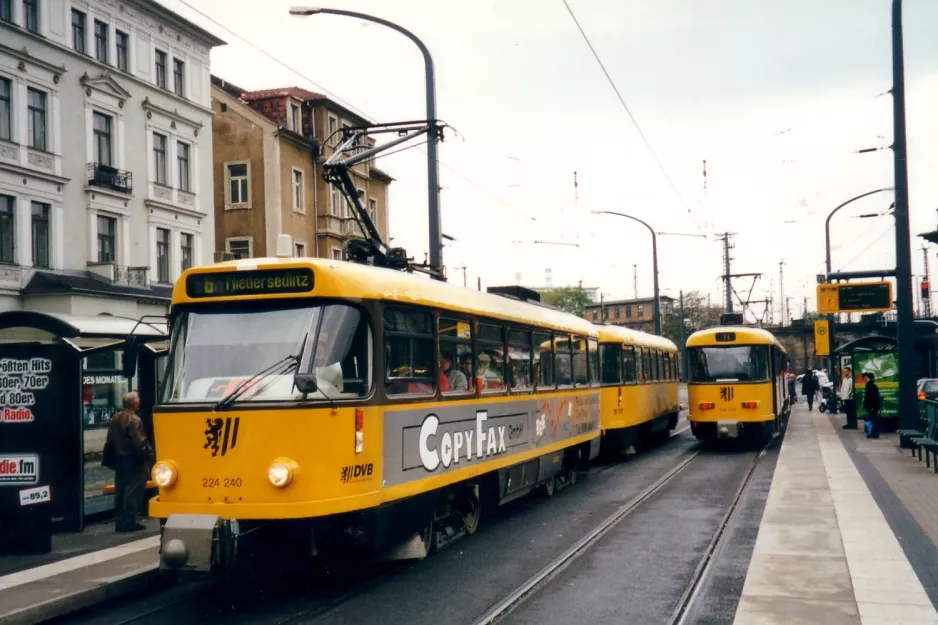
[468,438,770,625]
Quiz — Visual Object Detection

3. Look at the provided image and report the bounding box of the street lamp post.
[289,7,443,276]
[823,187,894,382]
[892,0,918,432]
[592,211,660,335]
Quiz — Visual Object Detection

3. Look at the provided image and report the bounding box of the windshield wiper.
[214,354,300,411]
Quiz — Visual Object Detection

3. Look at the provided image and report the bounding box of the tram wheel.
[568,470,578,486]
[460,488,482,536]
[543,476,556,497]
[419,512,436,556]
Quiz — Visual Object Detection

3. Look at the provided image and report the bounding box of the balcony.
[87,262,148,287]
[318,214,359,239]
[87,163,133,195]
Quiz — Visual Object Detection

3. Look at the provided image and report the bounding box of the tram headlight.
[268,458,296,488]
[152,461,178,488]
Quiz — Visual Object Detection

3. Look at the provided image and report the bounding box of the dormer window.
[290,102,300,133]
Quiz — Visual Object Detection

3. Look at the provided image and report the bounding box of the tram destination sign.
[186,268,314,299]
[816,281,893,314]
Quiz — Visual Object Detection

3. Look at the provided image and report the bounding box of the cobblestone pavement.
[83,461,114,500]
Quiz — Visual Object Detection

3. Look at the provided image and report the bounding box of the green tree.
[661,291,725,349]
[540,286,593,317]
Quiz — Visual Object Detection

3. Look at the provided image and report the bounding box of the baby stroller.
[818,383,841,413]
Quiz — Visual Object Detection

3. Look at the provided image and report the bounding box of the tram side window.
[439,316,474,393]
[507,327,533,390]
[572,336,589,387]
[555,336,573,387]
[588,339,599,386]
[622,346,636,383]
[656,350,664,381]
[534,331,553,388]
[384,307,435,396]
[478,323,506,392]
[600,343,622,385]
[666,353,673,380]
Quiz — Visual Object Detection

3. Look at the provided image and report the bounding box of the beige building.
[585,296,676,333]
[210,77,392,261]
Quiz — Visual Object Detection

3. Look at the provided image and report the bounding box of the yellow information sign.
[814,319,830,356]
[816,281,893,314]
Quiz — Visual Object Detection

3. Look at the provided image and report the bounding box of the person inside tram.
[440,354,467,391]
[556,356,572,386]
[313,329,344,395]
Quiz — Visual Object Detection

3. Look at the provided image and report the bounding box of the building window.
[71,10,86,53]
[295,242,305,258]
[368,198,377,224]
[328,115,338,145]
[115,31,129,72]
[23,0,38,33]
[97,215,116,262]
[0,0,11,23]
[94,20,108,63]
[27,88,46,151]
[180,232,192,270]
[0,78,10,141]
[0,195,13,264]
[290,103,300,132]
[173,59,184,97]
[93,112,112,167]
[626,305,632,318]
[614,307,620,319]
[330,187,338,216]
[331,247,342,261]
[226,238,251,259]
[292,169,303,211]
[153,132,167,185]
[227,162,249,205]
[31,202,48,268]
[156,228,169,283]
[177,141,190,191]
[154,50,167,89]
[637,304,645,317]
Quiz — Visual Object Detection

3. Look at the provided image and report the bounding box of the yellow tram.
[596,325,681,453]
[685,326,789,444]
[139,257,602,574]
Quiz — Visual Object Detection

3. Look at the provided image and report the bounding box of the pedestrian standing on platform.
[102,392,153,532]
[801,369,818,411]
[863,373,882,439]
[840,366,857,429]
[788,372,797,404]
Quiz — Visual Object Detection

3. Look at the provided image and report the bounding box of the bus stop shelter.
[0,311,166,553]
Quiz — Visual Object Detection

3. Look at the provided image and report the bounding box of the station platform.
[735,403,938,624]
[0,519,160,625]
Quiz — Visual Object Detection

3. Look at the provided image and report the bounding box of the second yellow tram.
[597,325,681,453]
[685,326,789,444]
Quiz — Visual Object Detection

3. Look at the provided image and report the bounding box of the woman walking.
[801,369,818,411]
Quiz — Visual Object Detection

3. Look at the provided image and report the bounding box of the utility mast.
[633,264,638,299]
[717,232,736,312]
[923,246,932,317]
[779,260,785,327]
[454,264,467,288]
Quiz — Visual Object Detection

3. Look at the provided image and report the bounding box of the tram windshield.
[687,345,770,383]
[161,302,372,403]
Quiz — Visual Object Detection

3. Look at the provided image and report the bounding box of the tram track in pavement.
[469,432,776,625]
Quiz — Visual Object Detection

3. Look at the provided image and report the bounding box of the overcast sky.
[165,0,938,321]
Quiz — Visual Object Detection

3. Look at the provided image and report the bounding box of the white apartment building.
[0,0,224,317]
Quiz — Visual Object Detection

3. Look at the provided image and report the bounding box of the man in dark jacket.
[863,373,882,439]
[104,392,153,532]
[801,370,818,411]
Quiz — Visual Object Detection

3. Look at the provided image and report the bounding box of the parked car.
[917,378,938,401]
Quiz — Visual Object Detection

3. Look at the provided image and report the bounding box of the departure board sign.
[816,281,893,314]
[186,268,314,299]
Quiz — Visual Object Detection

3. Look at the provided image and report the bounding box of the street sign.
[816,281,893,314]
[814,319,830,356]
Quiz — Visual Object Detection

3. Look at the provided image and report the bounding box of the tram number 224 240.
[202,477,243,488]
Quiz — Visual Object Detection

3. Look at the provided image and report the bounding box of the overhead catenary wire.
[840,225,895,271]
[561,0,703,235]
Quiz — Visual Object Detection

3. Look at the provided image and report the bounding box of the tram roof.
[685,325,783,349]
[595,324,678,352]
[173,257,598,336]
